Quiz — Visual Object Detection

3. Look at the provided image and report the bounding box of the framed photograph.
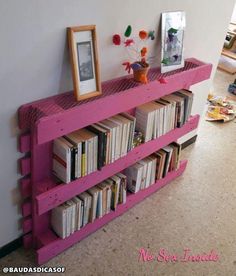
[161,11,186,73]
[67,25,102,101]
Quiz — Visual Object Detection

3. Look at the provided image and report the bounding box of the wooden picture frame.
[67,25,102,101]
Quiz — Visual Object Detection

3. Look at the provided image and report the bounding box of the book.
[51,204,67,239]
[78,192,92,227]
[110,175,121,210]
[52,137,72,183]
[64,133,82,179]
[87,187,100,222]
[162,146,174,177]
[125,163,143,193]
[116,173,127,204]
[87,124,107,170]
[97,182,110,216]
[121,112,136,151]
[153,150,167,180]
[72,196,82,231]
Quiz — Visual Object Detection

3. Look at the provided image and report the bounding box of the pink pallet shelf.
[36,160,187,265]
[17,57,212,265]
[18,58,212,144]
[36,115,199,215]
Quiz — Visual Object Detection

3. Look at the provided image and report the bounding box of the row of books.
[51,142,181,239]
[51,173,127,239]
[135,89,193,142]
[52,112,136,183]
[125,142,181,193]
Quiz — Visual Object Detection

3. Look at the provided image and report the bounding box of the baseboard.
[181,134,198,149]
[0,236,23,259]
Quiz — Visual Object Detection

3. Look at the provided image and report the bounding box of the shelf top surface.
[19,58,209,130]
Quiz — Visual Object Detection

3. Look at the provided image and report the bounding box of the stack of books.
[51,173,127,239]
[135,90,193,142]
[52,112,136,183]
[125,142,181,193]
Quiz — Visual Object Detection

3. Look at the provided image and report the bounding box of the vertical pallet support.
[30,125,53,248]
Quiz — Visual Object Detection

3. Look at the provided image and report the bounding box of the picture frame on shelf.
[67,25,102,101]
[161,11,186,73]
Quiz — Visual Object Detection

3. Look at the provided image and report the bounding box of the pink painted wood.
[23,233,33,249]
[22,217,33,233]
[18,58,212,144]
[36,61,211,144]
[20,178,31,198]
[21,200,32,217]
[36,160,187,265]
[30,132,54,248]
[36,115,199,215]
[19,133,31,153]
[20,157,31,176]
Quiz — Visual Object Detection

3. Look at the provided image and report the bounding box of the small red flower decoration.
[112,34,121,45]
[124,39,134,47]
[141,47,147,57]
[139,30,148,40]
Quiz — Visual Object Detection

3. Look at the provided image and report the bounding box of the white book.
[112,115,129,157]
[64,202,72,237]
[125,163,143,193]
[149,156,157,185]
[96,188,103,218]
[72,196,82,231]
[106,187,112,214]
[115,114,131,156]
[121,112,136,151]
[107,117,123,159]
[116,173,127,204]
[66,200,75,235]
[87,187,99,222]
[137,160,148,190]
[78,192,92,227]
[51,204,67,239]
[145,158,153,188]
[53,137,71,183]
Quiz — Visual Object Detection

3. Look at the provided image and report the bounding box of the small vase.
[133,64,149,83]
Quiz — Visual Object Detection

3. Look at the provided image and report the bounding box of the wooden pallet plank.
[22,217,33,234]
[19,157,31,176]
[21,200,32,217]
[23,233,33,249]
[20,177,31,198]
[34,60,211,144]
[19,133,31,153]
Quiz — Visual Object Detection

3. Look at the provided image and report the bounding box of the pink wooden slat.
[20,177,31,198]
[35,61,212,144]
[36,115,199,215]
[19,133,31,153]
[36,160,187,265]
[22,217,32,233]
[20,157,31,176]
[21,200,32,217]
[23,233,33,249]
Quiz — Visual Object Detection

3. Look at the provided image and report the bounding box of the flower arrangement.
[112,25,155,83]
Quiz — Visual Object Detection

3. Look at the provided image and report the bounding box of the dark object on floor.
[228,79,236,95]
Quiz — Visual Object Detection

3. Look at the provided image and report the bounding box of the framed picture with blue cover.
[67,25,102,101]
[161,11,186,73]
